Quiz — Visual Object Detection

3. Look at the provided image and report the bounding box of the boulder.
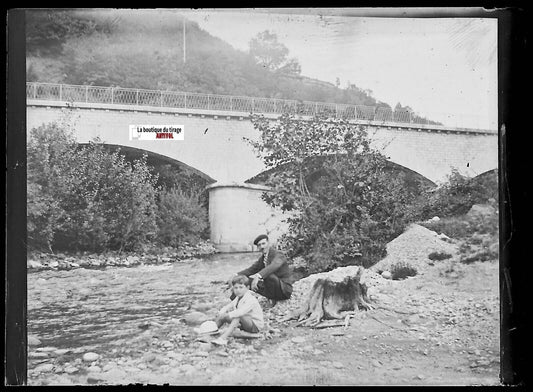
[28,335,41,346]
[182,311,209,325]
[34,363,54,373]
[28,260,43,269]
[82,352,100,362]
[381,271,392,279]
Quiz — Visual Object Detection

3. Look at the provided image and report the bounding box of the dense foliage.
[248,113,426,272]
[27,121,209,253]
[411,169,498,220]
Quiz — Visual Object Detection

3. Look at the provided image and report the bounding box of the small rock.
[215,351,229,357]
[34,363,54,373]
[82,352,100,362]
[332,362,344,369]
[371,359,382,367]
[28,352,49,358]
[28,260,43,269]
[291,336,306,344]
[87,365,102,373]
[36,346,58,352]
[64,366,78,374]
[28,335,41,346]
[313,349,324,355]
[143,353,156,362]
[87,373,105,384]
[102,362,117,372]
[54,349,71,355]
[415,375,425,380]
[381,271,392,280]
[180,364,195,373]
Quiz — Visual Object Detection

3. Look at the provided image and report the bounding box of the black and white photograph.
[11,7,509,385]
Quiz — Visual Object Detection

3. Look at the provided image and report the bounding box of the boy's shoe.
[211,337,228,346]
[263,299,277,309]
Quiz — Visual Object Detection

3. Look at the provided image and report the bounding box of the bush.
[428,251,453,261]
[27,122,159,252]
[411,169,498,221]
[389,261,418,280]
[156,187,209,247]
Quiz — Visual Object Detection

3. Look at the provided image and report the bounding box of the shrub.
[389,261,418,280]
[156,187,209,247]
[428,251,453,261]
[27,122,159,252]
[410,169,498,221]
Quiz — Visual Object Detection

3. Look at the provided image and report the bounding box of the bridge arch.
[78,143,216,184]
[245,156,436,190]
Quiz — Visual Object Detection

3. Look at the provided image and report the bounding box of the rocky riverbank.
[27,225,500,386]
[27,240,218,272]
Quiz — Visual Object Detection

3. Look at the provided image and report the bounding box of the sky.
[180,9,498,130]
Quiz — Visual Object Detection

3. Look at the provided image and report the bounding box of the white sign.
[129,125,184,141]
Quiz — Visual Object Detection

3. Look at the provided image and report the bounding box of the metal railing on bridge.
[26,82,492,131]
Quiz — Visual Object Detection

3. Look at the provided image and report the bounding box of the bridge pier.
[207,182,291,253]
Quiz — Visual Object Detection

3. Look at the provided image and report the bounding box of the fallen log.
[283,266,373,327]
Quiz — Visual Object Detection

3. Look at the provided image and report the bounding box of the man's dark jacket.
[238,247,293,298]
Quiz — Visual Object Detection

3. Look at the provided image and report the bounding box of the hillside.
[26,9,439,125]
[25,10,395,107]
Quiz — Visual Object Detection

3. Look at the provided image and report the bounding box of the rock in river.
[28,335,41,346]
[83,352,100,362]
[34,363,54,373]
[182,311,209,325]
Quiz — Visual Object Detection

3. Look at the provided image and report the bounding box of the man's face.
[232,283,248,298]
[257,238,269,254]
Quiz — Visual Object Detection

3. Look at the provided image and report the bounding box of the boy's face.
[232,283,248,298]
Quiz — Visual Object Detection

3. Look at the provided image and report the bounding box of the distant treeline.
[26,9,437,124]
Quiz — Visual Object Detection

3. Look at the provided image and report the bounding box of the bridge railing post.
[184,93,187,109]
[59,84,63,101]
[85,86,88,102]
[160,91,163,107]
[251,98,255,112]
[33,83,37,99]
[136,89,139,106]
[111,87,114,104]
[335,104,338,118]
[207,94,210,110]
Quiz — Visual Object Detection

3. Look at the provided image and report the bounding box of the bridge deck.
[26,82,496,134]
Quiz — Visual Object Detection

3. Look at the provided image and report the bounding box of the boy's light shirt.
[220,290,264,329]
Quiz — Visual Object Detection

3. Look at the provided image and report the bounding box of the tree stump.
[284,266,373,327]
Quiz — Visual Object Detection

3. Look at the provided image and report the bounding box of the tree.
[248,30,301,75]
[26,10,99,56]
[248,113,421,272]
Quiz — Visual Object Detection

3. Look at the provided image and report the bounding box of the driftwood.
[284,266,373,327]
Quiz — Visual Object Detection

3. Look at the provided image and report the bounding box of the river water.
[27,253,256,365]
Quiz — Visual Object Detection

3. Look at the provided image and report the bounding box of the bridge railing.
[26,82,493,131]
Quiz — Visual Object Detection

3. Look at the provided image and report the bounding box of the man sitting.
[231,234,293,307]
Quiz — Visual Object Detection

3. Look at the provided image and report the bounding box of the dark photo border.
[5,6,530,386]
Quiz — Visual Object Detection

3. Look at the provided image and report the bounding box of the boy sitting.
[211,275,264,346]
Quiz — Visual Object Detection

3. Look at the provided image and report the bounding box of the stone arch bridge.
[26,83,498,251]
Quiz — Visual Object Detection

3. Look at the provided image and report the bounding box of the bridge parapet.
[26,82,496,134]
